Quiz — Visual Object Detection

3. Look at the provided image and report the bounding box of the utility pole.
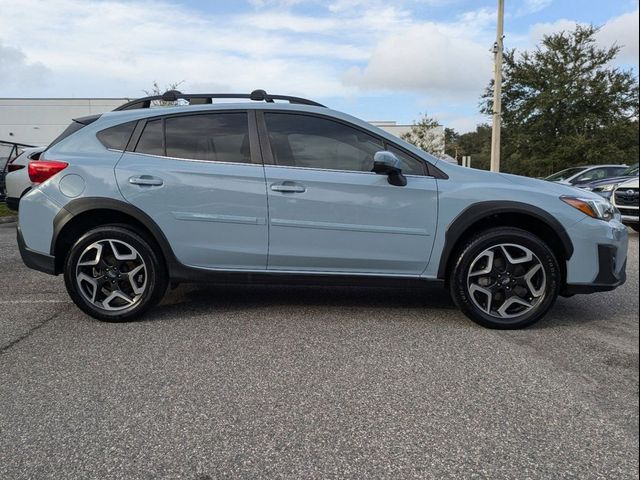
[490,0,505,172]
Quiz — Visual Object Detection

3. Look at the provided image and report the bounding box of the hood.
[497,171,604,199]
[616,177,639,189]
[433,162,608,201]
[582,175,637,189]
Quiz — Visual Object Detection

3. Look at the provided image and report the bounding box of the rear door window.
[164,113,251,163]
[135,119,164,156]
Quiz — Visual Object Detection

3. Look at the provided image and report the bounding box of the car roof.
[93,102,443,167]
[100,101,331,120]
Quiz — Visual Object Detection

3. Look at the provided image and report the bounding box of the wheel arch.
[52,198,177,275]
[438,201,574,282]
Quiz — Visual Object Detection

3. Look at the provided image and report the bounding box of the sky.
[0,0,638,132]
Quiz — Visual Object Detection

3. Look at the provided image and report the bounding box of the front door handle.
[129,175,164,187]
[270,182,306,193]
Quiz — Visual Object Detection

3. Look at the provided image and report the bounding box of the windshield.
[622,163,639,176]
[545,167,586,181]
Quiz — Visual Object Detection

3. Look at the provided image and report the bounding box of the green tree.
[401,114,445,158]
[481,25,639,177]
[444,127,460,161]
[457,124,492,170]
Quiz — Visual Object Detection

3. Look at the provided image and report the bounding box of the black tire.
[64,225,167,322]
[449,227,560,329]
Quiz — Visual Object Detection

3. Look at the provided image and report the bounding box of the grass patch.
[0,202,16,217]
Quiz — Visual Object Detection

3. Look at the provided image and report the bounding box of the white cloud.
[527,10,639,67]
[516,0,552,16]
[0,0,354,97]
[0,41,49,88]
[343,23,492,95]
[527,18,583,45]
[0,0,635,135]
[597,9,639,65]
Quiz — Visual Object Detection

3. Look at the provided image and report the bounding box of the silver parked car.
[611,177,639,232]
[3,146,46,211]
[545,164,629,187]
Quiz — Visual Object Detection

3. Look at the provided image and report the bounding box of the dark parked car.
[545,164,629,187]
[579,163,639,200]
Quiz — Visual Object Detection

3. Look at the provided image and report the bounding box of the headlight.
[561,195,617,221]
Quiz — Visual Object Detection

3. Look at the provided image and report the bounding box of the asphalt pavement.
[0,222,638,479]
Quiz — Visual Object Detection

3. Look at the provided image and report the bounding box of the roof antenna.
[161,90,182,102]
[250,89,274,102]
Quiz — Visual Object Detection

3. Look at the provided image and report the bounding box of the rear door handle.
[129,175,164,187]
[270,182,306,193]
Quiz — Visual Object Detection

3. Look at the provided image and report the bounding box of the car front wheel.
[64,225,167,322]
[450,227,560,329]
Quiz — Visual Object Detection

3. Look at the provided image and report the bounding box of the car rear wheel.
[450,227,560,329]
[64,225,167,322]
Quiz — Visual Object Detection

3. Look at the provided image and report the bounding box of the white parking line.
[0,300,70,304]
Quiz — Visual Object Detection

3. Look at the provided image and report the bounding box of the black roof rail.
[114,89,326,111]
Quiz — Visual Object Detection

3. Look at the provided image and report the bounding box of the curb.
[0,216,17,224]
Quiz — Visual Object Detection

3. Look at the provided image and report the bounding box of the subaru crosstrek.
[15,90,628,329]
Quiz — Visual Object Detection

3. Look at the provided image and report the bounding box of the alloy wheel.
[466,243,547,319]
[75,239,148,312]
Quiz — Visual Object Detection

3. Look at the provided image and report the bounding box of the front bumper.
[620,214,639,225]
[562,217,628,296]
[562,244,626,295]
[17,225,57,275]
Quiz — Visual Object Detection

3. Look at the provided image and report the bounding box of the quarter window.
[97,121,136,151]
[165,113,251,163]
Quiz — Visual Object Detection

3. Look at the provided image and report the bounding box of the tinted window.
[97,121,136,150]
[165,113,250,163]
[545,167,586,181]
[573,168,609,183]
[265,113,383,172]
[135,119,164,156]
[609,166,628,176]
[386,145,426,175]
[623,164,639,176]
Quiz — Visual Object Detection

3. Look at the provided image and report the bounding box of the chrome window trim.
[264,163,434,178]
[125,150,261,167]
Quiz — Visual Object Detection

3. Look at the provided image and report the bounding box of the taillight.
[7,163,25,172]
[28,160,69,184]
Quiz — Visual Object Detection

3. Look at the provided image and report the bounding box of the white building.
[0,98,130,149]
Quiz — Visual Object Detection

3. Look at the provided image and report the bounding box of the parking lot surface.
[0,222,638,479]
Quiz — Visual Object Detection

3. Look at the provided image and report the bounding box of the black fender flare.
[51,197,179,273]
[437,201,574,279]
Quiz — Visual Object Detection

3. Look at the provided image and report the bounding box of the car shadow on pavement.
[153,283,457,317]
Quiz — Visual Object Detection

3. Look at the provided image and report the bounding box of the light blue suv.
[16,90,628,328]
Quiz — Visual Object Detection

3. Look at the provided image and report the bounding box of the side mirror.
[372,151,407,187]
